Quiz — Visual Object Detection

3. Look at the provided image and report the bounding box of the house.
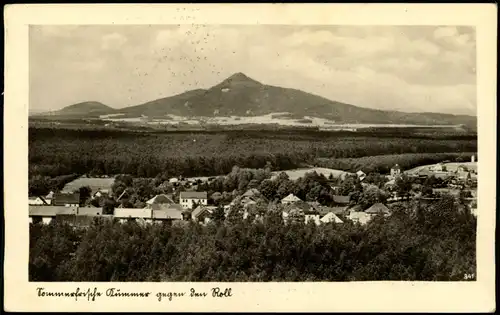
[52,192,80,207]
[348,211,372,225]
[332,195,350,206]
[457,165,469,173]
[356,170,366,181]
[179,191,208,209]
[390,164,402,177]
[242,188,262,199]
[44,191,54,204]
[29,206,78,224]
[191,205,217,224]
[151,203,184,224]
[304,209,321,225]
[146,194,175,206]
[92,189,110,199]
[114,208,152,224]
[320,212,343,224]
[169,177,179,184]
[281,193,302,204]
[365,203,391,217]
[318,205,348,216]
[28,196,49,206]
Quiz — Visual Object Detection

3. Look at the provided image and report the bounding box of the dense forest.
[29,195,476,282]
[29,127,477,178]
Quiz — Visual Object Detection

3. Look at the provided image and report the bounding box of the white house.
[390,164,402,177]
[179,191,208,209]
[304,211,321,225]
[281,193,302,204]
[348,211,372,225]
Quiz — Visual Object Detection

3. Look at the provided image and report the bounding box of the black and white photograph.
[4,3,496,313]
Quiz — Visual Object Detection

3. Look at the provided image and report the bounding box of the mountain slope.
[117,72,476,127]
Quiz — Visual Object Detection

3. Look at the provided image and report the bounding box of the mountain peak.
[220,72,261,86]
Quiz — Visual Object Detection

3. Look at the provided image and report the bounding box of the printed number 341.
[464,273,475,280]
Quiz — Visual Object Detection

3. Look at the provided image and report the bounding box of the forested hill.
[36,73,477,128]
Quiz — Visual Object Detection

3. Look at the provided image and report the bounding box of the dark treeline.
[29,127,477,178]
[29,196,476,281]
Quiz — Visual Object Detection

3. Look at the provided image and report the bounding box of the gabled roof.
[45,191,54,199]
[192,205,217,219]
[365,203,390,214]
[242,188,261,198]
[283,200,312,213]
[321,212,343,223]
[332,195,350,204]
[356,170,366,176]
[52,192,80,205]
[180,191,207,199]
[29,196,49,205]
[114,208,152,219]
[282,193,302,203]
[146,194,175,205]
[29,206,78,216]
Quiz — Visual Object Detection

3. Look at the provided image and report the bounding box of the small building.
[28,196,49,206]
[114,208,152,224]
[348,211,372,225]
[365,203,391,217]
[281,193,302,204]
[45,191,55,204]
[29,205,78,224]
[191,205,217,224]
[320,212,344,224]
[356,170,366,181]
[92,189,110,199]
[390,164,402,177]
[179,191,208,209]
[169,177,179,184]
[471,155,475,163]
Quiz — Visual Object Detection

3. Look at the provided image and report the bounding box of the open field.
[406,162,478,174]
[271,167,352,181]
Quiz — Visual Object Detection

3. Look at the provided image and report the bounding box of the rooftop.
[180,191,207,199]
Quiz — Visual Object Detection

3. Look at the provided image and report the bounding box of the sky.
[29,25,477,115]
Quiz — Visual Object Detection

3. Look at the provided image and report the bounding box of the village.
[28,155,478,228]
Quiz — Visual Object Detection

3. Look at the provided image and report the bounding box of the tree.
[211,206,225,224]
[395,174,412,200]
[102,198,116,215]
[76,186,92,206]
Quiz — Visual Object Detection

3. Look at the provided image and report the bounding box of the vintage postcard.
[3,3,497,313]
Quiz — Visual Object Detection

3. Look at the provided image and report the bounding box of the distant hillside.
[117,72,476,127]
[45,73,477,128]
[37,101,116,117]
